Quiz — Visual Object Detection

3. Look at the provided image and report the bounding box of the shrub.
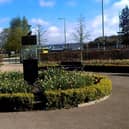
[43,77,112,110]
[0,72,32,93]
[0,55,3,63]
[0,72,23,80]
[36,68,94,91]
[0,93,34,111]
[94,78,112,97]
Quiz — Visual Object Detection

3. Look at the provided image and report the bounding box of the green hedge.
[0,93,34,111]
[43,77,112,110]
[0,55,2,63]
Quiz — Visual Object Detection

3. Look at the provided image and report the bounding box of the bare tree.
[0,28,9,49]
[72,15,89,62]
[73,15,89,46]
[36,24,47,46]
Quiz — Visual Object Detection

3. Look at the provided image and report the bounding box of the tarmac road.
[0,73,128,129]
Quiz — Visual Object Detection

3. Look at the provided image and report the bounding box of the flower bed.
[36,69,95,91]
[0,72,31,93]
[43,75,112,110]
[36,69,112,110]
[0,69,112,111]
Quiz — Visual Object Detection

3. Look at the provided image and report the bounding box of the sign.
[22,35,37,45]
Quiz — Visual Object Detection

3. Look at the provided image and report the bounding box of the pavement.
[0,57,23,72]
[0,64,23,72]
[0,63,129,129]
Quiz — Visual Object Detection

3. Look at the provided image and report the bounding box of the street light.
[58,18,67,49]
[102,0,105,50]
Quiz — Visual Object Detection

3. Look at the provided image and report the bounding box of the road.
[0,73,128,129]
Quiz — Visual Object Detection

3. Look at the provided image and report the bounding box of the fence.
[40,48,129,62]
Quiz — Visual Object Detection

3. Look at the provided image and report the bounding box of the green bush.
[0,93,34,111]
[37,68,94,91]
[0,72,23,80]
[43,77,112,110]
[94,78,112,97]
[0,72,32,93]
[0,55,3,63]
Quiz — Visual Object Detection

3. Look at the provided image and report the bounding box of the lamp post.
[58,18,67,49]
[102,0,105,50]
[37,24,41,46]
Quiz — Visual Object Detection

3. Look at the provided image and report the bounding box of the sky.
[0,0,129,45]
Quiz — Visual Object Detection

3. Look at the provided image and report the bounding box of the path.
[0,72,128,129]
[0,64,23,72]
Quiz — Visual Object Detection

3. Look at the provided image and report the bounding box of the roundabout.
[0,64,128,129]
[0,67,112,111]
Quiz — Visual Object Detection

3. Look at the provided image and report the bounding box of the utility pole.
[37,24,41,46]
[37,24,42,62]
[58,18,67,49]
[102,0,105,51]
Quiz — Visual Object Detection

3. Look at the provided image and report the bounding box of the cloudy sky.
[0,0,129,44]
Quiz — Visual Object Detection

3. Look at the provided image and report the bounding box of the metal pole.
[64,18,67,49]
[58,18,67,49]
[102,0,105,50]
[37,24,41,46]
[37,24,41,62]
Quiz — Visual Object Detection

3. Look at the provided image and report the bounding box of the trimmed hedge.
[0,55,2,63]
[0,93,34,111]
[43,77,112,110]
